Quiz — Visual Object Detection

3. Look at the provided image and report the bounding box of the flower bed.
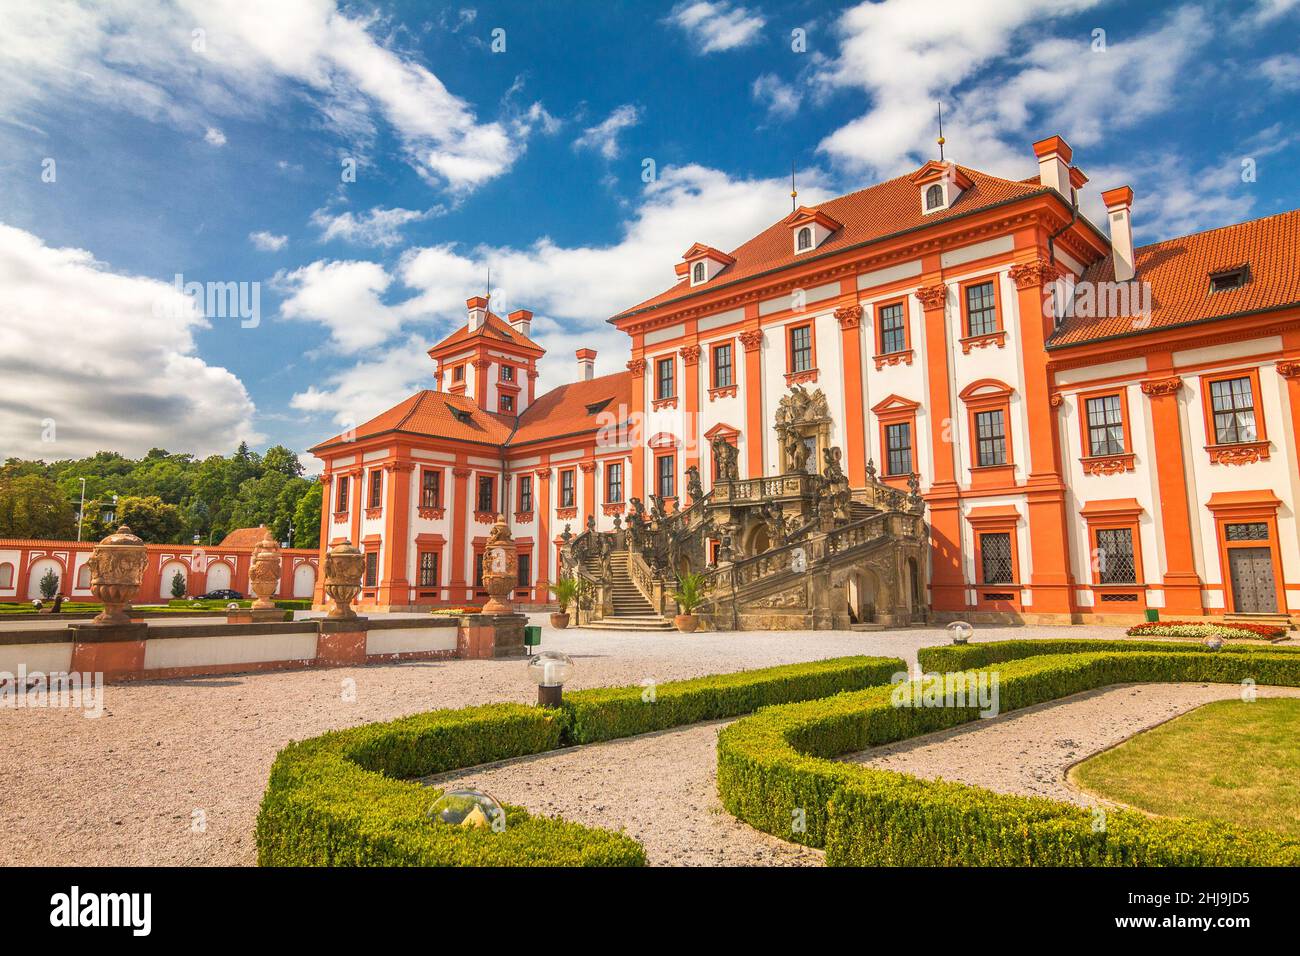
[718,642,1300,866]
[1126,620,1286,639]
[257,654,904,866]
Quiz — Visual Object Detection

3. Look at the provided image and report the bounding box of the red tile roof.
[1049,209,1300,347]
[218,526,271,548]
[310,373,631,454]
[510,371,632,446]
[614,165,1047,319]
[428,311,543,354]
[310,390,515,452]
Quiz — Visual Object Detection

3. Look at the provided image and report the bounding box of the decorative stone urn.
[87,526,148,626]
[248,527,282,610]
[323,540,366,619]
[480,515,518,615]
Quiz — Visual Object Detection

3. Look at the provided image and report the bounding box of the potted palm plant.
[672,571,708,633]
[548,576,579,629]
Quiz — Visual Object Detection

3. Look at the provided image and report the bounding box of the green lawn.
[1071,698,1300,838]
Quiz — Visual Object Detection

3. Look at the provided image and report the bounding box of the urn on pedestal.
[323,540,366,619]
[248,527,283,610]
[480,515,518,615]
[87,526,148,626]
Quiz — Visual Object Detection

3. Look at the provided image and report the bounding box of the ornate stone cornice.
[470,358,492,370]
[914,284,947,310]
[834,304,863,329]
[452,467,473,478]
[579,460,597,474]
[679,344,701,366]
[1140,376,1183,397]
[1277,360,1300,380]
[383,461,415,473]
[626,358,646,377]
[739,329,764,352]
[534,468,552,480]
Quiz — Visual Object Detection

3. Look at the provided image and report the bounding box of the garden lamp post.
[528,650,574,708]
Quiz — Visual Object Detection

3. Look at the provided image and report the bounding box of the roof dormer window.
[680,243,735,286]
[787,207,841,255]
[925,183,944,211]
[692,261,706,284]
[797,227,812,251]
[911,161,972,216]
[1209,265,1249,293]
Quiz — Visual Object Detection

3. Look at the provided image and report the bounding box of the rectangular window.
[418,551,439,587]
[420,469,441,508]
[500,393,514,413]
[368,470,382,509]
[790,324,813,372]
[965,281,998,337]
[560,469,576,508]
[517,552,531,590]
[606,462,623,503]
[885,422,913,476]
[518,475,533,513]
[878,302,906,355]
[1095,528,1136,584]
[364,550,378,588]
[974,410,1007,467]
[1209,376,1257,444]
[657,455,675,499]
[656,357,675,400]
[452,364,464,382]
[335,475,349,512]
[477,476,495,513]
[1225,522,1269,541]
[712,343,733,388]
[473,552,485,590]
[980,533,1013,584]
[500,365,514,382]
[1085,395,1126,457]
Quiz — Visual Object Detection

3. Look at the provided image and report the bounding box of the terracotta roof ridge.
[1134,207,1300,254]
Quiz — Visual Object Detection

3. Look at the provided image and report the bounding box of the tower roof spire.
[936,101,946,162]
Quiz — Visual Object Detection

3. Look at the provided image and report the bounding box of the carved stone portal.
[775,385,832,475]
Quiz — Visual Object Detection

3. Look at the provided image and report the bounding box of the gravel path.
[845,682,1300,806]
[422,719,823,866]
[0,619,1175,866]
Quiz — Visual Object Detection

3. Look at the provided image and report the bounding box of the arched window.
[0,563,13,589]
[692,261,706,283]
[925,183,944,210]
[76,565,91,589]
[796,227,812,251]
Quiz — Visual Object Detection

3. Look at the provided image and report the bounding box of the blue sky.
[1,0,1297,467]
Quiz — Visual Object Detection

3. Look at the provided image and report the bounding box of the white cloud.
[0,223,261,460]
[276,259,398,351]
[0,0,529,193]
[309,205,436,248]
[751,73,802,118]
[249,230,288,252]
[287,163,835,422]
[1261,53,1300,91]
[666,1,766,53]
[203,126,227,146]
[572,104,641,159]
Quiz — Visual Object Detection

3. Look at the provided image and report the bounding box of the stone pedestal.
[68,622,149,679]
[457,612,527,659]
[226,608,287,625]
[316,617,369,665]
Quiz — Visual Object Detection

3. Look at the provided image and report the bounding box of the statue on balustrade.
[685,464,704,503]
[710,434,740,481]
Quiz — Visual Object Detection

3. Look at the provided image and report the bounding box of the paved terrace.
[0,620,1163,866]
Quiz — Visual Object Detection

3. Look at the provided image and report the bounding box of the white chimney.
[1102,186,1135,283]
[1032,135,1072,197]
[576,348,596,381]
[466,295,488,332]
[508,308,532,338]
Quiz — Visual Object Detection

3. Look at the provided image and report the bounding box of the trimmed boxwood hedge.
[717,644,1300,866]
[916,637,1300,674]
[561,656,905,744]
[257,655,904,866]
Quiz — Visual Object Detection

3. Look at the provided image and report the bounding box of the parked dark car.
[202,589,244,600]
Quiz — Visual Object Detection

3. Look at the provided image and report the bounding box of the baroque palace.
[308,134,1300,628]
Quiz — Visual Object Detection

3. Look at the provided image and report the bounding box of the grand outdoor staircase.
[580,550,675,631]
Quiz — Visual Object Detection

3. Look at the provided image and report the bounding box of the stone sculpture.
[87,525,148,626]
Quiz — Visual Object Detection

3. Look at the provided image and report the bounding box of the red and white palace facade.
[311,134,1300,624]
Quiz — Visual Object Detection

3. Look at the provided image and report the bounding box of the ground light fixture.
[528,650,574,707]
[1203,635,1224,652]
[947,620,974,645]
[428,789,505,832]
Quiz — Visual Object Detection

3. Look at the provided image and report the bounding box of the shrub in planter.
[672,571,708,632]
[548,576,579,629]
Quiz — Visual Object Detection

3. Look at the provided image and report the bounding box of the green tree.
[0,474,78,539]
[170,570,187,598]
[115,495,184,543]
[39,567,60,599]
[292,481,323,549]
